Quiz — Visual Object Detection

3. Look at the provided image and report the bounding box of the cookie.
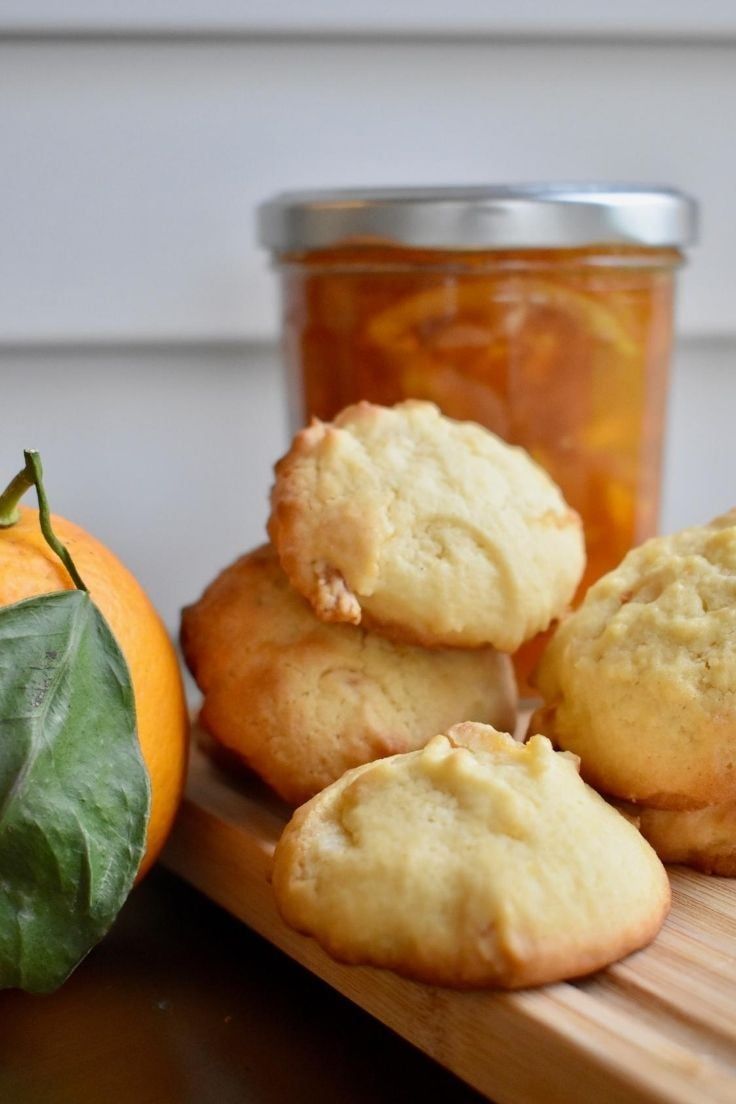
[181,546,516,805]
[614,800,736,876]
[534,511,736,809]
[268,400,585,651]
[272,723,670,989]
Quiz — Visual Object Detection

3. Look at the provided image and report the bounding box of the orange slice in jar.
[365,279,638,365]
[364,278,637,448]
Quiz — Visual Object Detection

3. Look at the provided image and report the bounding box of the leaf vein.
[0,596,89,838]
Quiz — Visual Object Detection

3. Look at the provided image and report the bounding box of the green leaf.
[0,589,150,993]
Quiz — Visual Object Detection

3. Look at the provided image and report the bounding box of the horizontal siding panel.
[4,1,736,40]
[0,38,727,342]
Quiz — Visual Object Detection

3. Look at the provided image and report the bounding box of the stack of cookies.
[182,399,584,804]
[532,510,736,876]
[184,398,675,990]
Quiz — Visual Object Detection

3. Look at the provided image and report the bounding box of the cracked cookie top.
[534,511,736,808]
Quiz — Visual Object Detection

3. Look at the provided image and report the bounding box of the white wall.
[4,1,736,38]
[1,9,734,630]
[1,36,732,341]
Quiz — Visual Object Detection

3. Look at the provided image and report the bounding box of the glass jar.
[259,185,697,672]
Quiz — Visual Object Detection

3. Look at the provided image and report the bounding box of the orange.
[0,505,189,878]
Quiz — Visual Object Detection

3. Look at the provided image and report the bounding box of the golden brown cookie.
[272,723,670,989]
[181,546,516,805]
[612,799,736,876]
[268,400,585,651]
[534,511,736,809]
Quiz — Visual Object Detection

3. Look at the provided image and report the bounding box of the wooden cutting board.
[162,740,736,1104]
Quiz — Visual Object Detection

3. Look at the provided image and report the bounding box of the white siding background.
[1,2,735,630]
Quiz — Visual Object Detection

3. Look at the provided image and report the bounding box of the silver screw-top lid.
[258,183,697,253]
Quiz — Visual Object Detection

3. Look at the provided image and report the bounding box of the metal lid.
[258,183,697,253]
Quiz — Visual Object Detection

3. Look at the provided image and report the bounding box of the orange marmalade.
[260,186,695,683]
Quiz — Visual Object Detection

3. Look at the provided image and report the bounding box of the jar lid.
[258,183,697,253]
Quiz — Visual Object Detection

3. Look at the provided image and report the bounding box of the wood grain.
[162,744,736,1104]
